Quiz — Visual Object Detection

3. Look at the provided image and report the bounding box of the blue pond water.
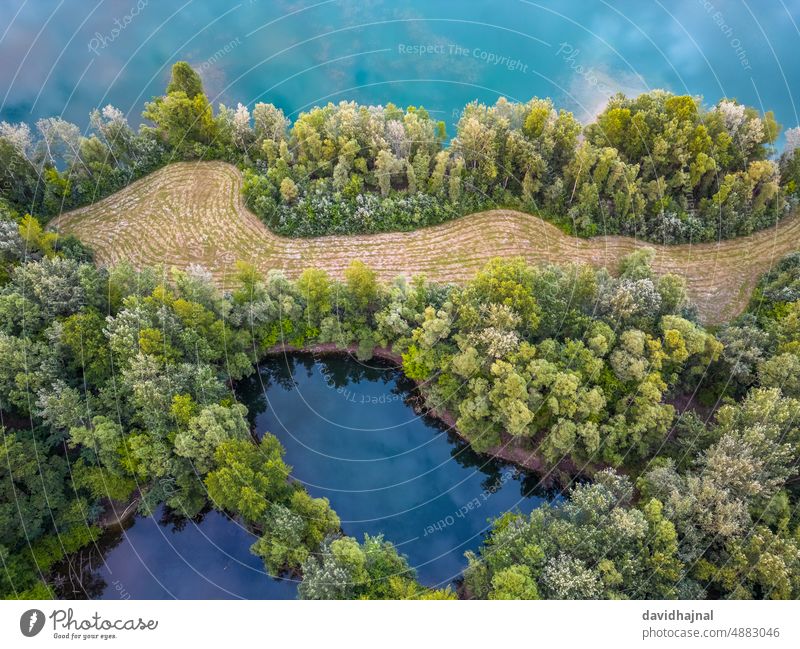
[70,355,548,599]
[251,354,548,588]
[89,507,298,600]
[1,1,798,138]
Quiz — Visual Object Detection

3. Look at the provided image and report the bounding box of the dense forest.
[0,210,457,599]
[1,63,800,600]
[2,62,799,242]
[2,200,799,598]
[464,254,800,599]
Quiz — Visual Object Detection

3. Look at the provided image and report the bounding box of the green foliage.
[299,534,455,600]
[141,62,217,156]
[458,257,541,334]
[581,92,782,240]
[174,403,251,474]
[205,435,291,524]
[695,526,800,599]
[29,524,102,573]
[2,103,167,220]
[251,490,340,573]
[465,471,685,599]
[0,427,101,597]
[142,91,216,154]
[2,68,794,244]
[2,211,800,600]
[61,309,111,386]
[634,386,800,599]
[0,430,69,550]
[451,250,800,602]
[488,565,540,600]
[297,268,332,323]
[0,243,334,596]
[237,91,790,241]
[166,62,204,99]
[344,260,380,316]
[402,254,710,465]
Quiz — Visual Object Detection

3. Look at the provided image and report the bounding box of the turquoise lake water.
[1,0,798,138]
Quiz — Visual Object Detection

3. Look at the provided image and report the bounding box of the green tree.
[166,61,204,99]
[299,534,452,600]
[297,268,332,324]
[251,490,340,573]
[344,260,380,315]
[205,435,291,523]
[174,403,251,475]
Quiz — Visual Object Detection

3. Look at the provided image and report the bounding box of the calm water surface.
[1,1,798,137]
[251,355,550,588]
[66,355,550,599]
[59,506,298,600]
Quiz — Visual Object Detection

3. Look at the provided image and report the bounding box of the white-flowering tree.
[35,117,83,170]
[0,121,32,158]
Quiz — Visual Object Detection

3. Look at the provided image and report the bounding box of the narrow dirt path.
[50,161,800,325]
